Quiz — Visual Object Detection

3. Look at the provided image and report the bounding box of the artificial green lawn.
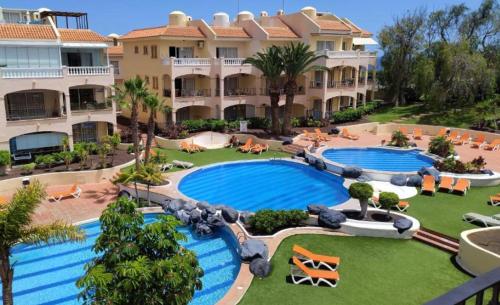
[367,104,425,123]
[406,186,500,238]
[239,235,470,305]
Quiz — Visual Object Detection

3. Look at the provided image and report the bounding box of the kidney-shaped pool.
[179,160,350,211]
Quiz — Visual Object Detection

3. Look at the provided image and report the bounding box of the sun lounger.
[369,196,381,208]
[293,245,340,271]
[483,139,500,151]
[421,175,436,195]
[251,143,269,155]
[314,128,330,141]
[463,213,500,227]
[434,128,447,138]
[447,131,459,141]
[290,256,339,288]
[453,133,470,145]
[438,176,454,193]
[302,130,317,141]
[470,134,486,148]
[238,138,254,153]
[341,128,359,140]
[191,144,204,152]
[490,195,500,206]
[453,178,470,195]
[48,184,81,202]
[173,160,194,169]
[180,141,193,153]
[160,163,173,172]
[370,196,410,212]
[413,128,423,140]
[399,127,408,136]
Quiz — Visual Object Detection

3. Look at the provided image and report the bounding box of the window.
[316,41,334,51]
[144,75,150,85]
[168,47,194,58]
[69,88,95,111]
[73,122,97,143]
[151,45,158,59]
[110,60,120,74]
[342,42,347,51]
[6,92,46,120]
[216,47,238,58]
[152,76,159,89]
[143,46,148,55]
[134,46,139,54]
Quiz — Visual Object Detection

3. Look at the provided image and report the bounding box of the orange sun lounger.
[470,134,486,148]
[483,139,500,151]
[399,127,408,136]
[490,194,500,206]
[453,133,470,145]
[314,128,330,141]
[290,256,340,288]
[447,131,459,141]
[48,184,82,202]
[453,178,470,195]
[413,128,423,140]
[180,141,194,153]
[421,175,436,195]
[238,138,254,153]
[251,143,269,155]
[302,130,316,141]
[370,196,411,212]
[434,128,447,138]
[293,244,340,271]
[341,128,359,140]
[438,176,454,192]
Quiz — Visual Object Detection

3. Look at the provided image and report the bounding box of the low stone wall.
[457,227,500,276]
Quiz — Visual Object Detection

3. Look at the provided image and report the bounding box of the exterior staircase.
[282,143,307,155]
[413,227,459,254]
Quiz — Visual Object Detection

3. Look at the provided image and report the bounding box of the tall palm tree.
[244,46,284,136]
[142,94,171,163]
[0,181,85,305]
[114,77,149,171]
[280,42,326,135]
[139,163,164,206]
[114,168,143,205]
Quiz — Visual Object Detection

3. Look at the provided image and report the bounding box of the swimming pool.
[5,213,240,305]
[179,160,350,211]
[322,147,435,172]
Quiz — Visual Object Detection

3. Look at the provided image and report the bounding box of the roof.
[264,26,299,38]
[108,45,123,56]
[0,24,57,40]
[211,26,251,38]
[341,18,372,37]
[121,25,205,40]
[316,20,351,32]
[58,28,111,42]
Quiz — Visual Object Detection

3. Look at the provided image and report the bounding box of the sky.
[1,0,484,37]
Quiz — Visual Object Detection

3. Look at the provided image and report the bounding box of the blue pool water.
[179,160,350,211]
[5,214,240,305]
[322,147,435,172]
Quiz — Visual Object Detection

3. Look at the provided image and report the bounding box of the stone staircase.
[413,227,459,254]
[282,143,307,155]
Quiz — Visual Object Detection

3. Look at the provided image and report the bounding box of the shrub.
[226,120,239,130]
[0,150,11,169]
[349,182,374,219]
[207,119,226,132]
[35,154,56,169]
[434,156,487,174]
[379,192,399,218]
[330,108,363,123]
[127,145,135,154]
[248,117,271,130]
[181,119,208,132]
[291,117,301,128]
[429,136,454,158]
[248,209,309,235]
[389,130,410,147]
[21,162,36,175]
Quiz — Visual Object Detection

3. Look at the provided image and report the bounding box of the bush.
[429,136,454,158]
[207,119,226,132]
[181,119,208,132]
[248,117,271,130]
[434,156,487,174]
[379,192,399,218]
[0,150,11,167]
[248,209,309,235]
[21,162,36,175]
[330,108,363,123]
[291,117,301,128]
[389,130,410,147]
[127,145,135,154]
[348,182,374,201]
[226,120,239,130]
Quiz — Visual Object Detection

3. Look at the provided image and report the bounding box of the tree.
[74,142,90,170]
[428,136,455,157]
[244,46,284,135]
[142,94,171,163]
[389,130,410,147]
[58,151,74,170]
[139,163,164,206]
[459,0,499,50]
[0,180,85,305]
[113,168,143,205]
[76,197,203,305]
[348,182,374,219]
[379,192,400,219]
[114,77,149,171]
[103,133,121,166]
[97,143,111,169]
[279,42,325,135]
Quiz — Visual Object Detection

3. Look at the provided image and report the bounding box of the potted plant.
[0,150,11,176]
[379,192,399,221]
[348,182,374,219]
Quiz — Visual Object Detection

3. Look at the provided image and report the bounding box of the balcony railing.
[1,67,63,79]
[175,89,211,97]
[310,81,323,89]
[70,101,113,111]
[67,66,111,76]
[222,58,247,66]
[223,88,257,96]
[328,79,356,89]
[172,58,212,66]
[316,50,377,59]
[6,109,62,121]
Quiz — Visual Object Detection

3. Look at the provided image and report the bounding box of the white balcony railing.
[172,58,212,66]
[1,67,63,79]
[222,58,246,65]
[316,50,377,59]
[67,66,111,76]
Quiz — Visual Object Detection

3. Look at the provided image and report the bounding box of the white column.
[58,91,65,116]
[170,76,176,123]
[322,70,329,118]
[219,76,225,120]
[364,68,369,86]
[64,90,72,119]
[0,96,6,124]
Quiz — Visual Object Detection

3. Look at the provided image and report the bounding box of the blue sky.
[2,0,484,37]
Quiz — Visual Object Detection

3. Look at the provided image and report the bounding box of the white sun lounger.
[463,213,500,227]
[290,257,339,288]
[173,160,194,169]
[160,163,173,172]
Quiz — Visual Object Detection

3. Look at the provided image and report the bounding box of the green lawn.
[239,235,470,305]
[367,104,425,123]
[406,186,500,238]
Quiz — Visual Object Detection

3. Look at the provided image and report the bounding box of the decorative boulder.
[175,210,191,225]
[221,207,239,223]
[249,258,271,278]
[406,175,423,187]
[308,158,316,165]
[201,206,217,219]
[409,142,418,147]
[240,240,269,262]
[239,211,254,224]
[165,199,185,214]
[183,201,197,212]
[356,174,371,182]
[282,140,293,145]
[206,214,226,228]
[393,218,413,234]
[295,150,305,158]
[315,159,327,170]
[342,167,362,179]
[195,223,213,236]
[330,127,340,135]
[189,209,202,223]
[318,210,347,229]
[418,167,441,183]
[118,190,131,199]
[390,174,408,186]
[307,204,328,215]
[481,169,494,176]
[197,201,211,210]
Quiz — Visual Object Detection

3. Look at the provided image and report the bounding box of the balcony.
[0,66,112,79]
[328,79,356,89]
[218,88,257,96]
[316,50,377,59]
[221,58,247,66]
[170,58,212,66]
[175,89,211,97]
[66,66,111,76]
[70,100,113,112]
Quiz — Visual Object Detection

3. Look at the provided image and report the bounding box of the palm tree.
[114,169,143,205]
[280,42,326,135]
[114,77,149,171]
[139,163,164,206]
[142,93,171,163]
[0,180,85,305]
[244,46,284,136]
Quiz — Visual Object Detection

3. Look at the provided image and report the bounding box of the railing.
[172,58,212,66]
[175,89,211,97]
[327,79,355,89]
[259,87,305,96]
[316,50,377,59]
[70,101,113,111]
[222,58,247,66]
[1,67,63,79]
[310,81,324,89]
[424,267,500,305]
[6,110,62,121]
[67,66,111,76]
[224,88,257,96]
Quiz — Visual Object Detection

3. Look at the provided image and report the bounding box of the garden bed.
[468,230,500,255]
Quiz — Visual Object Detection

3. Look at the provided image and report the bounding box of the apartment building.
[0,8,116,162]
[119,6,377,128]
[107,33,124,85]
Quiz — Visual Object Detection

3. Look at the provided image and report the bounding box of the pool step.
[282,144,307,155]
[413,229,459,254]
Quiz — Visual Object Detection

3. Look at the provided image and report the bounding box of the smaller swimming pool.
[322,147,435,172]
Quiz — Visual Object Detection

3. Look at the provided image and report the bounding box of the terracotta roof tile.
[121,25,205,39]
[108,45,123,56]
[316,20,351,32]
[58,28,110,42]
[264,26,299,38]
[0,24,56,40]
[212,26,251,38]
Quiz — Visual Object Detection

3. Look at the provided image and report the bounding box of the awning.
[352,37,378,45]
[62,42,108,48]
